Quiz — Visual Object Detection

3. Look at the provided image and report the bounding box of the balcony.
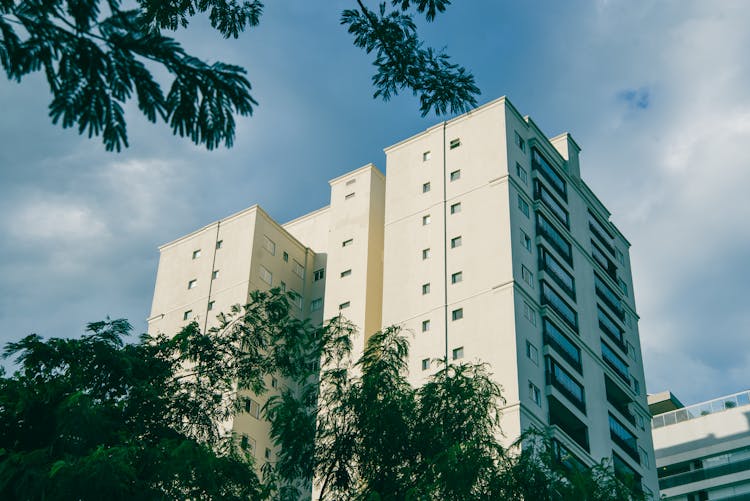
[659,457,750,490]
[548,395,589,452]
[591,241,618,281]
[541,281,578,332]
[536,214,573,265]
[594,273,625,320]
[609,413,639,463]
[532,148,567,200]
[605,374,636,426]
[543,318,582,373]
[597,306,627,353]
[534,180,569,228]
[546,356,586,413]
[539,247,575,301]
[652,389,750,429]
[601,340,630,384]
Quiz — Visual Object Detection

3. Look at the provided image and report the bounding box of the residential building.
[148,96,657,496]
[651,390,750,500]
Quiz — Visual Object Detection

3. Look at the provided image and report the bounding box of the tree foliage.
[0,0,479,151]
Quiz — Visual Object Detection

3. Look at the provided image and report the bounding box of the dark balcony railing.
[547,357,586,413]
[534,180,569,228]
[589,220,615,256]
[539,247,576,300]
[597,307,627,352]
[544,319,582,373]
[537,214,573,264]
[609,414,639,463]
[595,274,625,320]
[601,341,630,384]
[591,241,618,281]
[532,148,567,200]
[541,281,578,331]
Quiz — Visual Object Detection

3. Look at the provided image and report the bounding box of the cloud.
[617,87,650,110]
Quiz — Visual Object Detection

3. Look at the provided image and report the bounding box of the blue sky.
[1,0,749,406]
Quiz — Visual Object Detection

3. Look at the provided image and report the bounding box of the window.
[627,341,636,361]
[422,214,431,225]
[339,301,350,310]
[240,435,256,455]
[423,151,431,161]
[283,251,289,262]
[529,381,541,406]
[452,346,464,360]
[192,249,201,259]
[265,448,272,460]
[292,292,303,309]
[340,269,352,278]
[422,182,431,193]
[422,283,430,295]
[208,301,215,311]
[450,169,461,181]
[279,281,286,292]
[450,236,462,248]
[526,341,539,365]
[422,248,431,259]
[216,240,223,249]
[245,398,261,419]
[188,279,197,289]
[421,358,430,371]
[615,248,625,265]
[449,138,461,149]
[451,271,463,284]
[259,266,272,285]
[635,413,645,431]
[631,377,641,395]
[263,235,276,255]
[452,308,463,321]
[271,376,278,389]
[346,178,356,186]
[521,230,532,252]
[450,202,461,214]
[421,319,431,332]
[212,270,219,280]
[639,447,650,468]
[521,265,534,287]
[518,195,530,217]
[314,268,325,281]
[516,162,528,184]
[311,298,323,312]
[183,310,193,321]
[342,238,354,247]
[514,131,526,152]
[523,301,537,326]
[345,192,355,200]
[293,261,305,278]
[618,278,628,296]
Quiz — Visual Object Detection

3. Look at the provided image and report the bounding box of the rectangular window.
[450,169,461,181]
[534,179,569,228]
[263,235,276,255]
[452,308,463,321]
[245,398,261,419]
[423,151,431,161]
[544,318,582,372]
[212,270,219,280]
[342,238,353,247]
[532,148,567,200]
[340,269,352,278]
[540,281,578,331]
[526,341,539,365]
[345,192,355,200]
[192,249,201,259]
[450,202,461,214]
[421,319,431,332]
[339,301,350,310]
[529,381,541,406]
[523,301,537,326]
[259,266,273,285]
[183,310,193,321]
[615,248,625,265]
[422,248,431,259]
[188,279,197,289]
[311,298,323,311]
[546,356,586,412]
[241,435,256,455]
[421,358,430,370]
[265,448,272,460]
[292,292,303,309]
[536,213,572,264]
[293,261,305,278]
[314,268,325,281]
[518,195,530,218]
[618,278,628,296]
[521,230,532,252]
[283,251,289,262]
[271,377,278,389]
[422,215,431,225]
[422,182,431,193]
[207,301,215,311]
[639,447,650,468]
[627,341,636,361]
[450,236,462,248]
[422,283,430,295]
[631,377,641,395]
[280,281,286,292]
[216,240,223,249]
[346,178,356,186]
[521,265,534,287]
[539,246,575,300]
[516,162,528,184]
[449,138,461,149]
[452,347,464,360]
[514,131,526,152]
[451,271,463,284]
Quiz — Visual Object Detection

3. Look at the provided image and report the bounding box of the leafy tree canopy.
[0,0,479,151]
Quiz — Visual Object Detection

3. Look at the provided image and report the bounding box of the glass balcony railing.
[541,281,578,331]
[609,413,639,463]
[547,357,586,413]
[534,180,569,228]
[652,390,750,429]
[597,307,627,352]
[537,214,572,264]
[595,273,624,320]
[539,247,575,300]
[659,457,750,490]
[601,341,630,384]
[543,319,582,373]
[589,219,615,256]
[591,241,618,281]
[532,148,567,200]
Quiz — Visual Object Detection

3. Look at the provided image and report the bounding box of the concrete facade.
[148,96,657,496]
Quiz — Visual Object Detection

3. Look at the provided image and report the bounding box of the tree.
[0,0,479,151]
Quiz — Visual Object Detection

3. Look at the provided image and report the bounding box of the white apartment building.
[651,390,750,500]
[148,96,657,496]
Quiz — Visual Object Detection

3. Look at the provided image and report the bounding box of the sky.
[1,0,749,406]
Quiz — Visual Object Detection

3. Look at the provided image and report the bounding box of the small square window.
[345,192,356,200]
[212,270,219,280]
[422,248,431,259]
[422,215,431,225]
[526,341,538,365]
[422,283,430,295]
[342,238,354,247]
[192,249,201,259]
[314,268,325,281]
[451,308,463,321]
[283,251,289,262]
[521,230,532,252]
[423,151,431,161]
[311,298,323,311]
[521,265,534,287]
[216,240,223,249]
[339,301,350,310]
[188,279,197,289]
[421,358,430,371]
[183,310,193,321]
[421,319,430,332]
[422,182,431,193]
[450,202,461,214]
[514,131,526,152]
[528,381,541,406]
[341,269,352,278]
[346,178,357,186]
[518,195,530,217]
[452,346,464,360]
[450,170,461,181]
[516,163,528,184]
[451,271,463,284]
[450,236,462,248]
[208,301,215,311]
[449,138,461,149]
